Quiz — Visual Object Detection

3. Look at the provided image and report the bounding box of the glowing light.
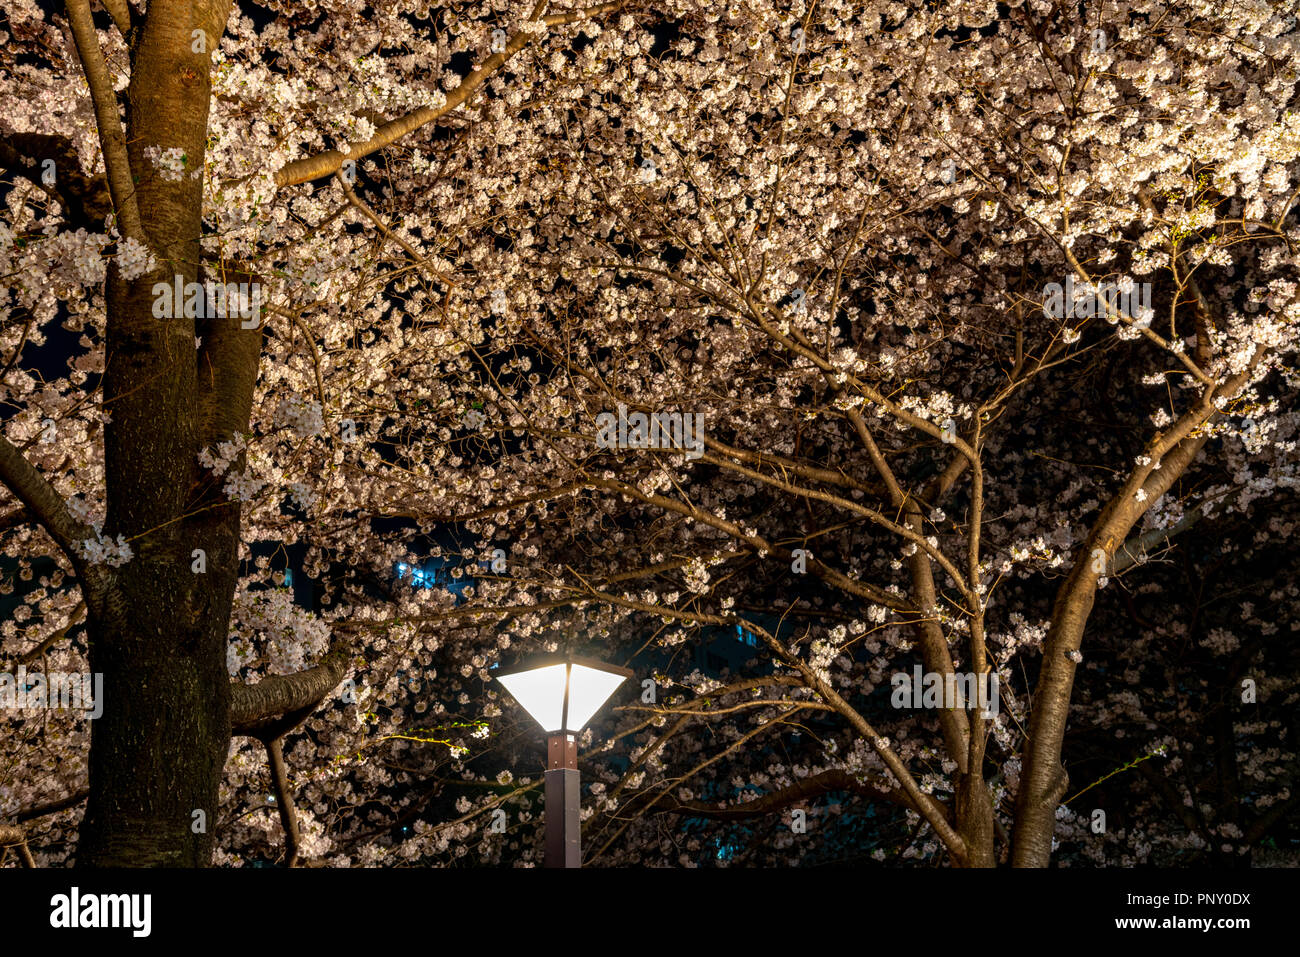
[494,655,633,734]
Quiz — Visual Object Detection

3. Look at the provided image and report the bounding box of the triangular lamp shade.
[495,656,632,734]
[564,664,629,731]
[496,663,568,733]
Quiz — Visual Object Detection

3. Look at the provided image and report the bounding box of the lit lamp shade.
[494,655,633,734]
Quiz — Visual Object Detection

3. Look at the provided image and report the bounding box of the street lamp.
[494,654,632,867]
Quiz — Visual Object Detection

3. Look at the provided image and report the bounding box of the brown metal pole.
[545,733,580,867]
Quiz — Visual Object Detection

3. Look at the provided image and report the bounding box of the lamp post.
[494,655,632,867]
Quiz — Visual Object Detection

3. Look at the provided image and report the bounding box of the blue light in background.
[394,559,473,600]
[396,562,433,588]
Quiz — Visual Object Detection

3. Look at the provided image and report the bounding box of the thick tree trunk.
[77,261,246,865]
[78,586,233,866]
[74,0,242,866]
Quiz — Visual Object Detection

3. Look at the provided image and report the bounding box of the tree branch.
[265,737,301,867]
[0,131,114,231]
[16,788,90,824]
[0,506,32,533]
[271,1,626,187]
[11,600,86,667]
[1109,497,1217,576]
[0,825,37,868]
[230,640,351,735]
[0,434,108,601]
[96,0,134,39]
[64,0,142,238]
[653,768,918,820]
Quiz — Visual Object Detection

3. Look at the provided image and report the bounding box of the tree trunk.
[1010,376,1252,865]
[77,577,233,866]
[74,0,243,866]
[955,771,996,867]
[1009,572,1092,867]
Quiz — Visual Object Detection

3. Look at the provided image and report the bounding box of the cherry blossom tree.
[1,0,1296,868]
